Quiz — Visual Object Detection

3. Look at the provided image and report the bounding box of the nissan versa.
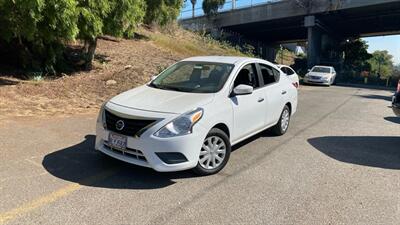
[95,56,298,175]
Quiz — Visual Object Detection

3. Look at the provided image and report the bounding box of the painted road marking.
[0,169,116,224]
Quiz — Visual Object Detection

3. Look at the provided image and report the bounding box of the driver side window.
[233,63,260,88]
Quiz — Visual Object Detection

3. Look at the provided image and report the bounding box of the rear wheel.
[192,128,231,176]
[271,105,291,136]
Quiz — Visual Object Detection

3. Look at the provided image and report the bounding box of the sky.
[180,1,400,65]
[363,35,400,65]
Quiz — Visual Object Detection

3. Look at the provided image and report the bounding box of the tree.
[368,50,394,78]
[144,0,183,26]
[202,0,225,17]
[0,0,181,73]
[76,0,145,70]
[0,0,147,71]
[341,39,372,73]
[0,0,79,72]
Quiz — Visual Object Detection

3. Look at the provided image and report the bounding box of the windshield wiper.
[161,86,188,92]
[148,82,188,92]
[148,83,187,92]
[148,82,162,89]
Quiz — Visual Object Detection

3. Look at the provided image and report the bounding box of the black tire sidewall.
[192,128,231,175]
[273,105,291,135]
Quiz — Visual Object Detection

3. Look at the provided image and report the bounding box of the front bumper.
[303,77,330,85]
[95,109,208,172]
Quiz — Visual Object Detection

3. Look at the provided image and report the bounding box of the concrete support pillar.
[305,16,322,68]
[307,26,322,68]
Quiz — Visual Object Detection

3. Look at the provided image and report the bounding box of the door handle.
[258,97,264,102]
[281,90,287,95]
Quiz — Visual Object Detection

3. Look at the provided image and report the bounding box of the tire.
[271,105,291,136]
[192,128,231,176]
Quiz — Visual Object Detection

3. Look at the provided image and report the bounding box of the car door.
[283,66,299,88]
[230,63,266,141]
[257,63,285,126]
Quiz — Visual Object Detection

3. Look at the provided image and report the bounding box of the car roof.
[181,56,263,65]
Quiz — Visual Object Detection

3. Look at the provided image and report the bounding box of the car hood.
[109,85,215,114]
[308,72,331,78]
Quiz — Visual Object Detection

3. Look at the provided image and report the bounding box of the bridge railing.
[179,0,282,19]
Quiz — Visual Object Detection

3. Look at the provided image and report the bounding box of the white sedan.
[277,65,300,88]
[303,65,337,86]
[95,56,298,175]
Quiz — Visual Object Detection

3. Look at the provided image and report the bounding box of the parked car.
[277,65,300,88]
[392,80,400,116]
[303,65,336,86]
[95,56,298,175]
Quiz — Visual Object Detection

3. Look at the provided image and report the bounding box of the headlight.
[97,102,107,129]
[154,108,203,138]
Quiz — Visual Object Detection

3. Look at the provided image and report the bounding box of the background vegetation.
[0,0,179,74]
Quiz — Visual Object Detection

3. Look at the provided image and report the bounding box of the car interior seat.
[234,69,252,87]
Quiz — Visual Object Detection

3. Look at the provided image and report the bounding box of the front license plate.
[108,133,127,150]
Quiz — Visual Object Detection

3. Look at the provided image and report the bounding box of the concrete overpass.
[180,0,400,67]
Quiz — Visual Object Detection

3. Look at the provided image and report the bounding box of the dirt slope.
[0,27,249,120]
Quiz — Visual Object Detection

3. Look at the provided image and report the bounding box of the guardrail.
[179,0,282,19]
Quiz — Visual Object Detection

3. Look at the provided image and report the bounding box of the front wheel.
[271,105,291,136]
[192,128,231,176]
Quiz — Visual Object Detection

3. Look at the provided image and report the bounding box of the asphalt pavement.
[0,85,399,225]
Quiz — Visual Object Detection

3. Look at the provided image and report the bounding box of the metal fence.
[179,0,282,19]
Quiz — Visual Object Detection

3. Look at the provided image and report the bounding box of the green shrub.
[0,0,181,74]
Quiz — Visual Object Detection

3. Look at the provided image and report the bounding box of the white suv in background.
[303,65,336,86]
[277,65,299,88]
[95,56,298,175]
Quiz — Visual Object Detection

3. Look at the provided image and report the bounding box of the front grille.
[105,110,156,136]
[310,76,321,80]
[104,141,147,162]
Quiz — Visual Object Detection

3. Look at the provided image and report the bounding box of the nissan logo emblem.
[115,120,125,131]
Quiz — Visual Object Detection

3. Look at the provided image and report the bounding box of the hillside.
[0,26,250,120]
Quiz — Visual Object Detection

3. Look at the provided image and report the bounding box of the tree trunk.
[85,37,97,71]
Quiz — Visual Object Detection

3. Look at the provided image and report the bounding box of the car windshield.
[149,61,234,93]
[311,67,331,73]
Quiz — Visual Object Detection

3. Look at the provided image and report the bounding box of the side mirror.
[233,84,253,96]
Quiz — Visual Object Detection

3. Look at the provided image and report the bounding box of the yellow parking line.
[0,169,116,224]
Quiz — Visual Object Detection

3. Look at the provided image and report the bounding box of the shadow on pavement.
[384,116,400,124]
[308,136,400,169]
[42,135,196,190]
[357,94,393,101]
[43,129,272,189]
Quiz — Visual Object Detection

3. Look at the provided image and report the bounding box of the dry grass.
[143,26,250,57]
[0,26,252,120]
